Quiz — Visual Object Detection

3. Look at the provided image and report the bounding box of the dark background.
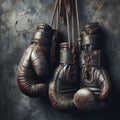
[0,0,120,120]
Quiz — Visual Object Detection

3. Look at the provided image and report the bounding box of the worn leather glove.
[49,42,79,111]
[74,22,110,110]
[17,23,53,97]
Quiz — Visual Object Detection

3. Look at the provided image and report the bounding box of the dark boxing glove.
[74,22,110,110]
[17,24,53,97]
[49,42,79,111]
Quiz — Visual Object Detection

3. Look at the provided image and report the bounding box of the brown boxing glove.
[49,42,79,111]
[17,23,53,98]
[74,22,110,110]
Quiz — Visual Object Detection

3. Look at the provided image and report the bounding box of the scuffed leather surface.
[74,22,110,110]
[17,24,53,97]
[49,43,79,111]
[17,44,49,97]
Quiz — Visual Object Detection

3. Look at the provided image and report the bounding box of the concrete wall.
[0,0,120,120]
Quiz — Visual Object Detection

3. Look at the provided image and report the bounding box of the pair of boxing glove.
[17,22,79,111]
[17,21,79,110]
[49,22,110,111]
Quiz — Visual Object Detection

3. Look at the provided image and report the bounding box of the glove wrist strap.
[80,50,103,67]
[60,48,73,64]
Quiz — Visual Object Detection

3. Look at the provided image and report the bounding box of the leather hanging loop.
[60,0,71,24]
[50,0,61,71]
[71,0,75,61]
[66,0,71,15]
[64,0,71,48]
[50,0,59,27]
[75,0,81,47]
[60,0,66,24]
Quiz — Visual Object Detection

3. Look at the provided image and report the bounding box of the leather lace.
[84,53,92,81]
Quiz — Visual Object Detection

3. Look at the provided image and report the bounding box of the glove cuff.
[60,42,73,64]
[32,23,53,47]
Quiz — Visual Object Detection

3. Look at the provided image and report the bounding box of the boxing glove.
[49,42,80,111]
[17,23,53,98]
[74,22,110,110]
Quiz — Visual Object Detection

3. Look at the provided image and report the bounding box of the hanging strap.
[60,0,65,24]
[59,0,71,24]
[56,0,59,30]
[64,0,71,48]
[50,0,59,27]
[72,0,75,48]
[66,0,71,15]
[75,0,81,44]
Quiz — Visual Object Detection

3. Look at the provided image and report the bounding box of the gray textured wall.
[0,0,120,120]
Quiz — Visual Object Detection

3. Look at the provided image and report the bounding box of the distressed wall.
[0,0,120,120]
